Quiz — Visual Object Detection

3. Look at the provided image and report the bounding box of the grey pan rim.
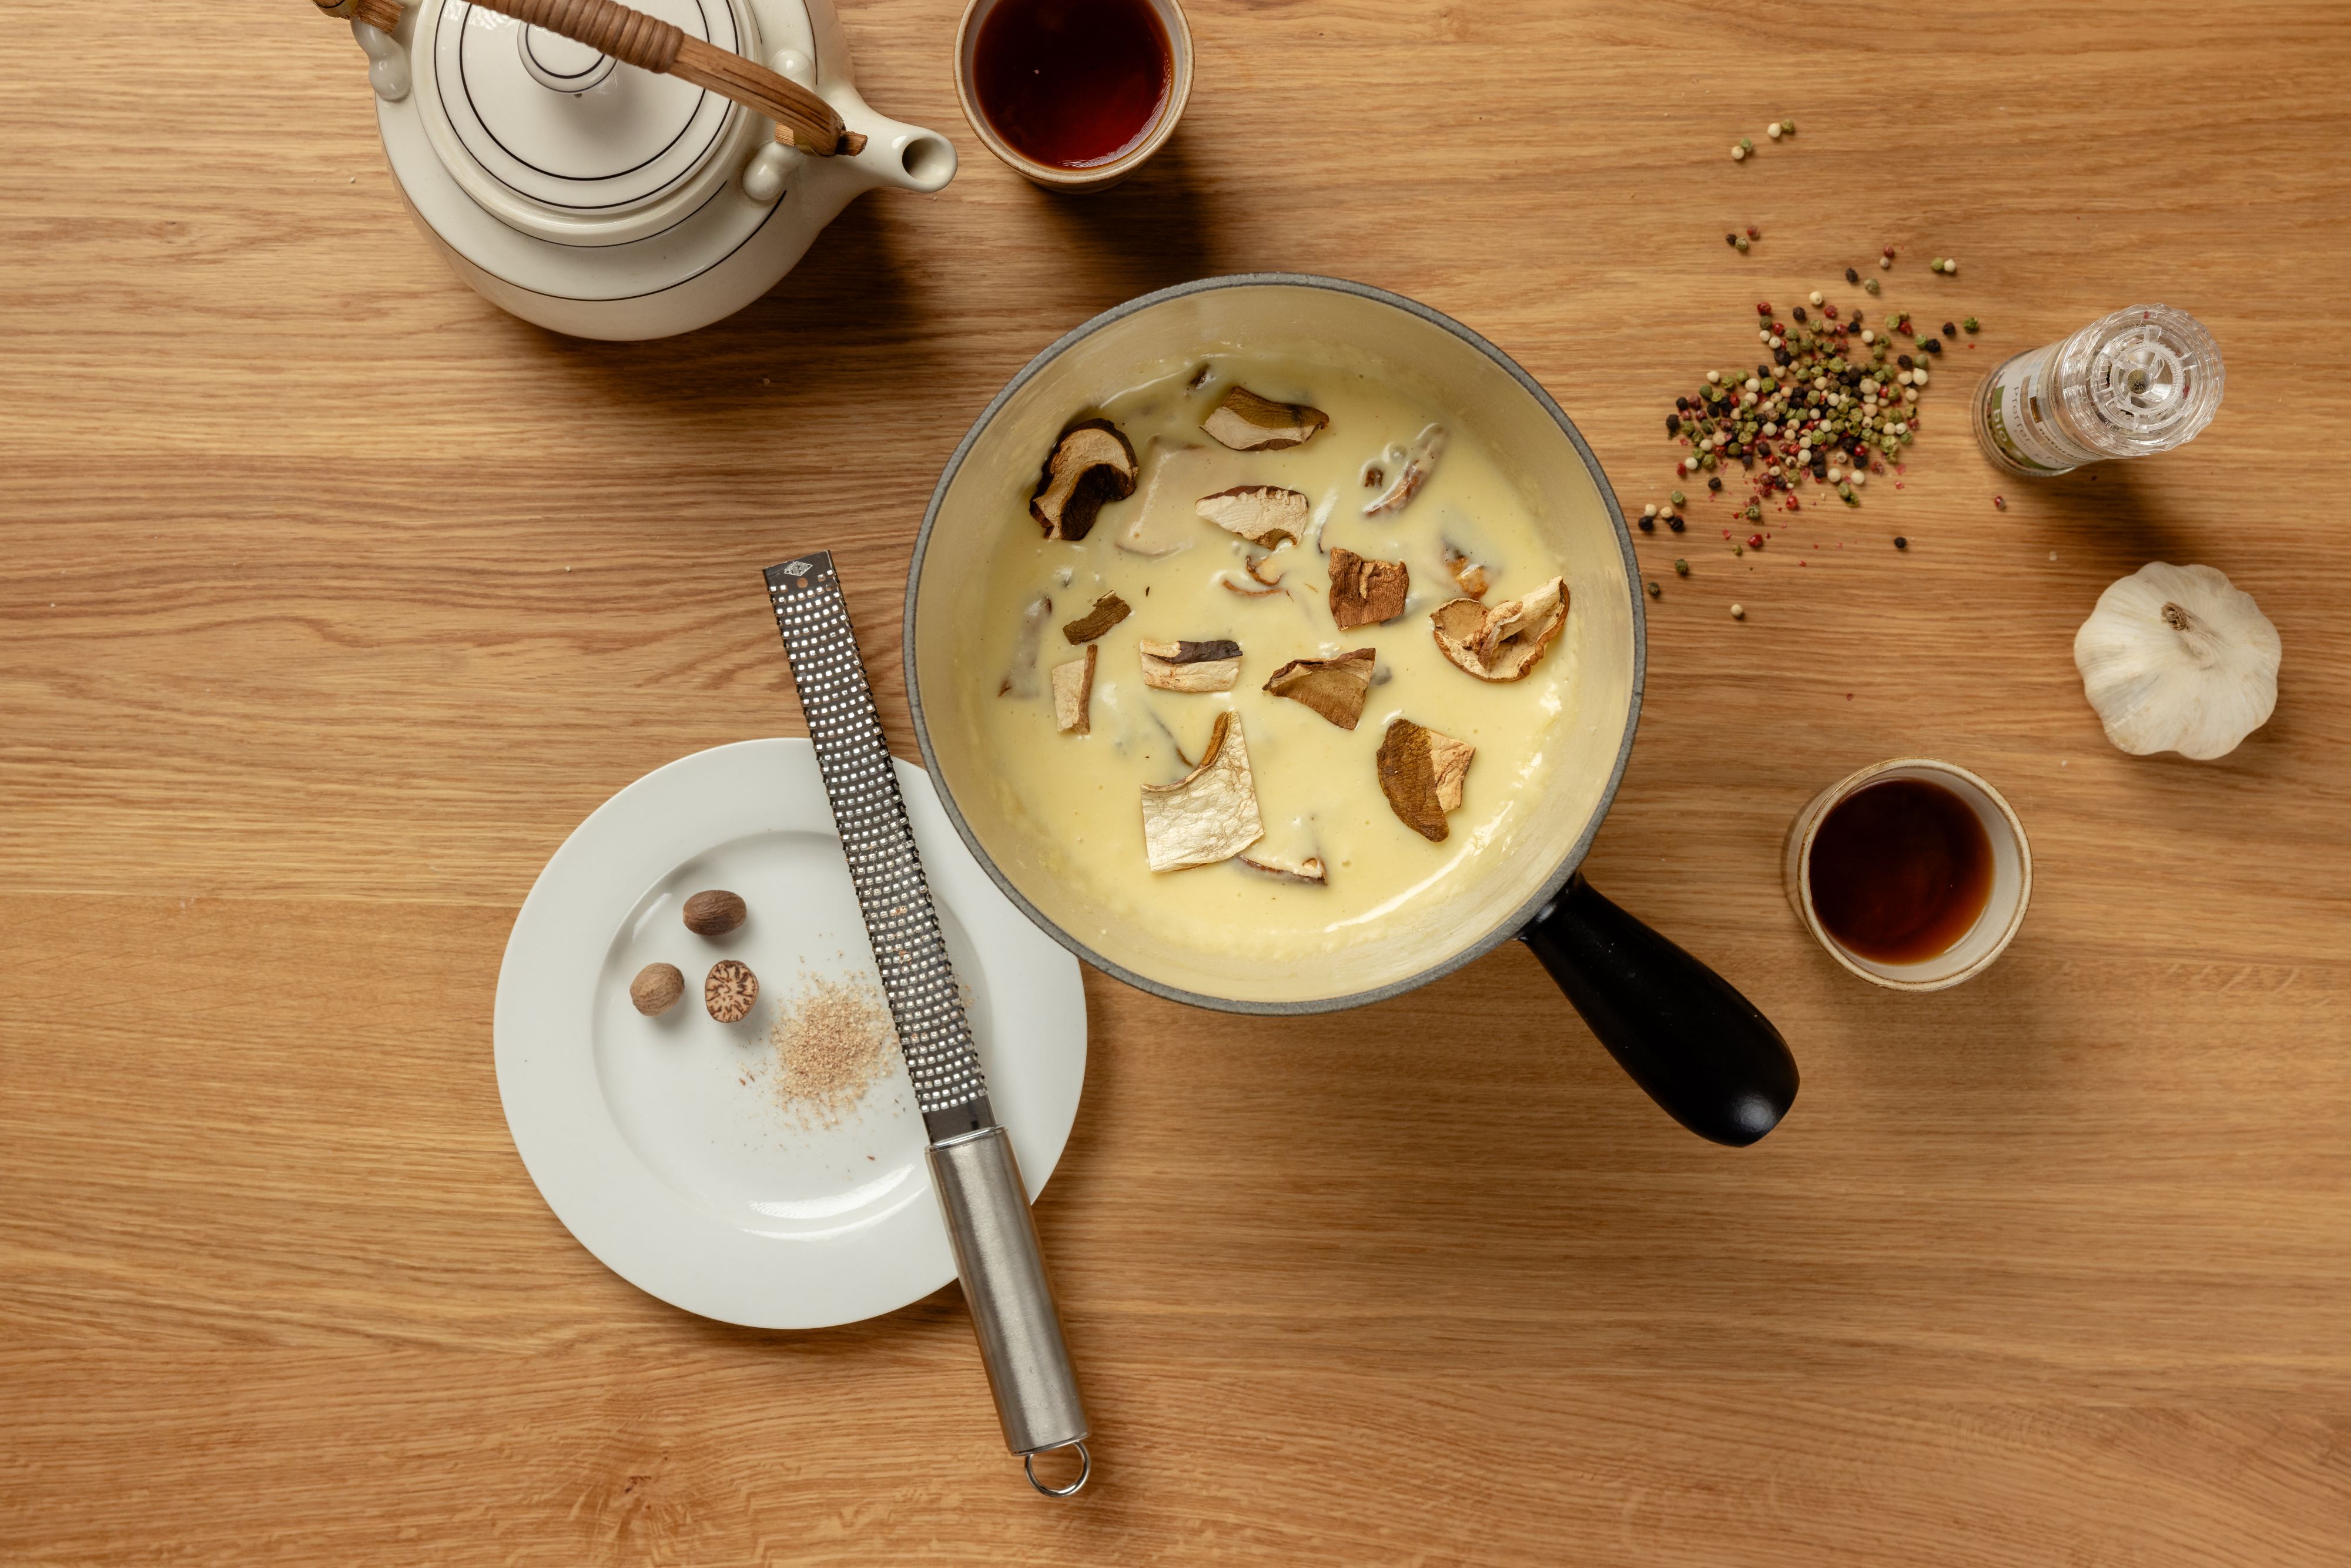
[902,273,1647,1017]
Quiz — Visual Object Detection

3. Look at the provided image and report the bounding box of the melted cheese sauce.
[969,359,1576,961]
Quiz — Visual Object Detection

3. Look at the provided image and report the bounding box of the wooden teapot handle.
[310,0,867,155]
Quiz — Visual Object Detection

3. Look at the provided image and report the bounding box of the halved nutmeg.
[1238,849,1328,886]
[1196,484,1310,548]
[683,889,747,936]
[1139,637,1243,693]
[1364,424,1446,515]
[1431,575,1569,682]
[1140,711,1265,872]
[1202,387,1329,452]
[1051,644,1098,734]
[705,959,759,1023]
[1377,718,1475,842]
[1329,547,1411,630]
[1262,647,1375,730]
[1061,592,1130,644]
[1030,419,1139,541]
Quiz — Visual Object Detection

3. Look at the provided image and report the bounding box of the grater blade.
[763,551,993,1143]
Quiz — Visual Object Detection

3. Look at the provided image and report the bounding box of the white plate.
[494,739,1087,1329]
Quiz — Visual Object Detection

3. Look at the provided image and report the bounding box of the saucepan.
[903,274,1797,1145]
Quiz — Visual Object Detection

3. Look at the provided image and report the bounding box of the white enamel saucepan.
[904,276,1796,1145]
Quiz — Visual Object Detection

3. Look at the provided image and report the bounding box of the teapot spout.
[830,86,957,194]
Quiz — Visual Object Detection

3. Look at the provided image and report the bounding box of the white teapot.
[316,0,956,340]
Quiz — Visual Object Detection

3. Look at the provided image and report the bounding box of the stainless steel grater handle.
[929,1127,1090,1489]
[763,551,1090,1497]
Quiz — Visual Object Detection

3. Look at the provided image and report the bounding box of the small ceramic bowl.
[1783,758,2032,991]
[953,0,1194,193]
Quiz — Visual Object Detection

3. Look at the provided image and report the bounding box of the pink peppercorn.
[1823,305,1838,319]
[1747,533,1765,549]
[1756,302,1773,316]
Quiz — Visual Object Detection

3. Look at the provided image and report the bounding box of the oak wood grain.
[4,1,2349,1563]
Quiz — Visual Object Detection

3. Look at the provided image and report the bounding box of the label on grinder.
[1979,346,2073,474]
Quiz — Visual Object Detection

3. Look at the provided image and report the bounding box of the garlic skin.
[2074,563,2280,759]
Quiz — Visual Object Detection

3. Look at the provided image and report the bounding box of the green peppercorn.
[1670,489,1686,506]
[1963,317,1980,333]
[1646,580,1662,598]
[1863,277,1880,294]
[1740,137,1754,151]
[1673,558,1690,575]
[1736,236,1751,252]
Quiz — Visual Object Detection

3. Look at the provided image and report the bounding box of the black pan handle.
[1520,873,1797,1146]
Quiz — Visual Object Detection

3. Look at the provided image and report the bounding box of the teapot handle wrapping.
[307,0,868,156]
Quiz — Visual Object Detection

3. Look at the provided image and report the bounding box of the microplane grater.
[764,552,992,1139]
[762,550,1093,1495]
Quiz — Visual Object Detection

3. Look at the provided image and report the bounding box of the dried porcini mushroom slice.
[1262,647,1375,731]
[1139,637,1243,692]
[1051,644,1098,734]
[1141,712,1265,872]
[1029,418,1139,541]
[1441,545,1491,600]
[704,959,759,1023]
[999,592,1053,697]
[1238,850,1327,886]
[1195,484,1310,548]
[1201,387,1330,452]
[1364,424,1447,516]
[1061,592,1130,644]
[1431,575,1569,682]
[1376,718,1476,843]
[1328,547,1411,630]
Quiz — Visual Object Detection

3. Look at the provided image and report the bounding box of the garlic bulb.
[2074,563,2280,759]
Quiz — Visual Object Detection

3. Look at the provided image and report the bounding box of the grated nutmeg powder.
[766,974,898,1128]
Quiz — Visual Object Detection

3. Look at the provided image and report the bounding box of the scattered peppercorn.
[1638,515,1655,531]
[1756,302,1773,316]
[1897,353,1915,370]
[1747,533,1765,550]
[1894,536,1908,550]
[1670,490,1686,506]
[1668,516,1685,532]
[1674,559,1690,576]
[1646,580,1662,598]
[1730,603,1746,619]
[1726,233,1739,248]
[1863,277,1881,294]
[1992,495,2007,510]
[1941,322,1958,339]
[1736,236,1751,252]
[1666,413,1681,435]
[1707,476,1723,491]
[1747,226,1761,240]
[1923,338,1943,354]
[1962,317,1981,333]
[1791,306,1807,324]
[1845,266,1860,284]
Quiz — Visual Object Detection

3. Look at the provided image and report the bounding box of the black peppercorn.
[1666,413,1681,435]
[1773,347,1792,367]
[1792,306,1808,324]
[1707,475,1723,491]
[1668,517,1685,532]
[1897,353,1915,370]
[1639,515,1655,531]
[1676,396,1692,412]
[1845,266,1860,284]
[1923,338,1943,354]
[1756,363,1771,380]
[1942,322,1958,339]
[1894,536,1908,550]
[1726,233,1740,247]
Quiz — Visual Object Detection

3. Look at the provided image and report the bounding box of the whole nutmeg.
[682,889,748,937]
[629,962,685,1017]
[705,960,758,1023]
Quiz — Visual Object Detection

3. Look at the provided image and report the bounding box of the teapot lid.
[426,0,748,219]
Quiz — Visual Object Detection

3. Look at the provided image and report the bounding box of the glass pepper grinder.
[1971,305,2224,478]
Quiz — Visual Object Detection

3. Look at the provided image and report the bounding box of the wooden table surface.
[6,1,2349,1562]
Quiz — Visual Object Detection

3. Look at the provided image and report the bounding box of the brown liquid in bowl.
[1809,778,1993,963]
